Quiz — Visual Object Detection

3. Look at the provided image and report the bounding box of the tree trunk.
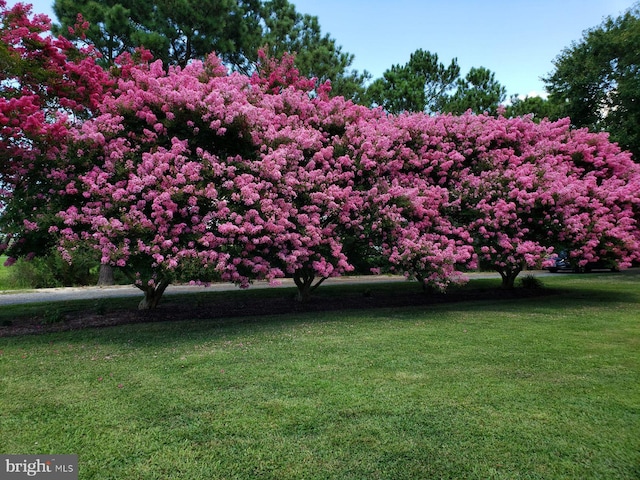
[415,273,435,294]
[137,280,171,310]
[97,264,115,286]
[497,266,522,289]
[293,268,327,302]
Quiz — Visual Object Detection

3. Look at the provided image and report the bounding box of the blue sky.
[10,0,637,98]
[292,0,636,98]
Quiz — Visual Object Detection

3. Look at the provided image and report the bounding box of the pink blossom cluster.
[0,1,109,178]
[0,1,110,261]
[2,4,639,304]
[53,53,371,303]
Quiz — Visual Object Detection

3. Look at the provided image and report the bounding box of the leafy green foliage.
[52,0,252,67]
[442,66,506,115]
[518,273,544,289]
[3,248,97,288]
[505,94,559,121]
[365,50,507,115]
[366,49,460,114]
[544,5,640,159]
[259,0,370,99]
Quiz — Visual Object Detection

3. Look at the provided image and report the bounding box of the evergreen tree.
[441,67,506,115]
[52,0,368,99]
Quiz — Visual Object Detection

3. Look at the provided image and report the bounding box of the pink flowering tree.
[385,114,478,290]
[56,51,380,307]
[244,52,377,300]
[342,112,477,291]
[343,107,628,292]
[439,113,560,287]
[373,183,476,291]
[538,123,640,270]
[57,53,267,308]
[0,1,110,262]
[434,113,640,287]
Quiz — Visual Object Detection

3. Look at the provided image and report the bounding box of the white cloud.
[520,91,550,100]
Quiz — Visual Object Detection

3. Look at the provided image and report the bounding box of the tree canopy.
[0,0,110,256]
[442,67,506,116]
[504,94,558,122]
[51,0,369,99]
[364,49,506,116]
[365,49,460,114]
[544,4,640,160]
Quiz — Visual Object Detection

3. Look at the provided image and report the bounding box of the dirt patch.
[0,286,553,337]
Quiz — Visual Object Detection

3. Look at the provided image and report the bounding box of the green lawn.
[1,272,639,479]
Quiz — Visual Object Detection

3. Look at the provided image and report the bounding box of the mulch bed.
[0,286,554,337]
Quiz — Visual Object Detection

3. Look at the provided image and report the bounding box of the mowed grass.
[0,272,639,479]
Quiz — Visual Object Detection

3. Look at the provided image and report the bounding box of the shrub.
[6,249,98,288]
[519,274,544,289]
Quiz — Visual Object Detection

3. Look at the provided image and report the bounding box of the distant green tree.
[52,0,261,68]
[544,4,640,159]
[365,50,507,116]
[365,49,460,114]
[505,94,559,121]
[441,66,506,115]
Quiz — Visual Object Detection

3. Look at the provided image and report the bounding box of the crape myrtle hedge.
[1,3,639,307]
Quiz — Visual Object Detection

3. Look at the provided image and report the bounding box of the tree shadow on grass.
[2,268,638,340]
[0,282,556,339]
